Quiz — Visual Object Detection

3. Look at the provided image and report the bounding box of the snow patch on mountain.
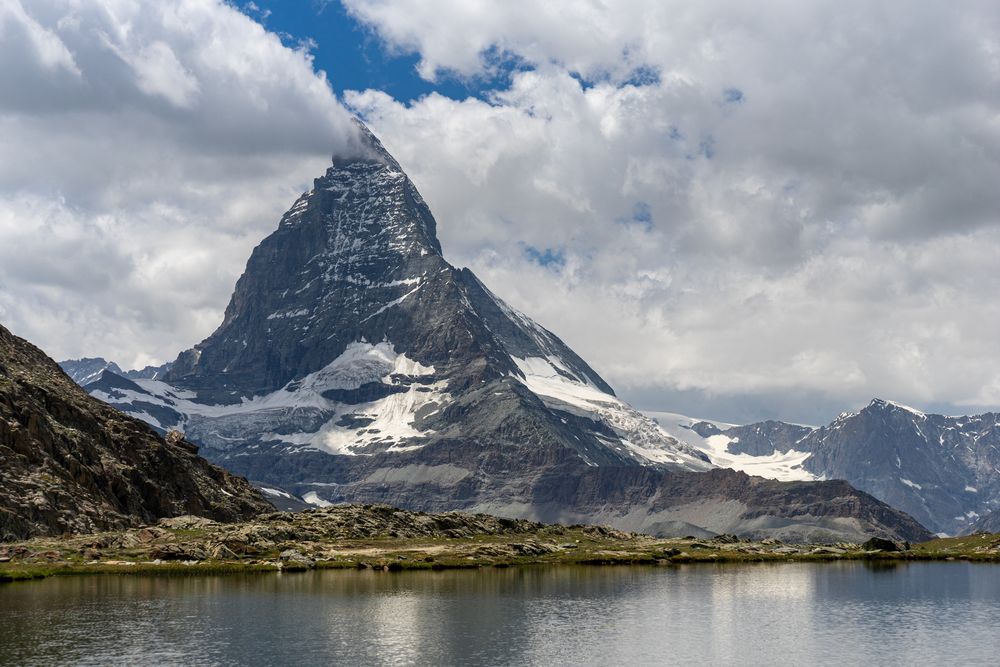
[92,341,447,455]
[260,487,294,499]
[302,492,332,508]
[648,411,819,482]
[512,357,712,469]
[877,398,928,418]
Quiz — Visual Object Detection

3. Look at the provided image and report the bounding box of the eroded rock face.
[0,325,273,542]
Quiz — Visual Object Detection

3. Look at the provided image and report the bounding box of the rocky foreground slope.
[73,121,929,543]
[0,324,272,541]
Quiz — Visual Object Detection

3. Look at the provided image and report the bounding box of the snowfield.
[512,356,713,470]
[646,411,820,482]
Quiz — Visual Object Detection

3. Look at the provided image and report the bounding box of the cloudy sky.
[2,0,999,424]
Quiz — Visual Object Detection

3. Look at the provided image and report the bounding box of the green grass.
[4,530,1000,586]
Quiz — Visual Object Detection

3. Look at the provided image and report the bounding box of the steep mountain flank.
[970,510,1000,534]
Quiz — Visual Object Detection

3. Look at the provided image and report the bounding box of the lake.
[2,562,999,666]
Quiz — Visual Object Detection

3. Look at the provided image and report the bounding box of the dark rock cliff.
[0,325,272,541]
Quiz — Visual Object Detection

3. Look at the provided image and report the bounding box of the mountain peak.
[166,122,454,397]
[277,121,441,256]
[140,121,698,468]
[866,397,927,418]
[333,118,405,172]
[59,357,124,386]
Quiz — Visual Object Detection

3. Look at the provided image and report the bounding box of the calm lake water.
[2,562,999,666]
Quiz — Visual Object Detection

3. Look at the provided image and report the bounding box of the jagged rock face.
[801,400,1000,534]
[0,325,272,542]
[84,122,929,542]
[665,399,1000,535]
[714,420,815,458]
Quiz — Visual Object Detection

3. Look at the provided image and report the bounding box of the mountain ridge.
[656,397,1000,534]
[61,358,172,385]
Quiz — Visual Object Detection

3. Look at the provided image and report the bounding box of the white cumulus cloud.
[0,0,362,369]
[343,0,1000,421]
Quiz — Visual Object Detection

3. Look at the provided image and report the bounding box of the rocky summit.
[81,121,929,543]
[0,324,272,541]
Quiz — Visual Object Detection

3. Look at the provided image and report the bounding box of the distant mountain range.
[0,325,270,541]
[60,358,172,386]
[58,120,928,543]
[654,399,1000,535]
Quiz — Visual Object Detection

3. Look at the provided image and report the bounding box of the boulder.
[771,546,801,554]
[278,548,315,571]
[861,537,907,552]
[209,543,240,560]
[150,544,208,561]
[158,516,219,531]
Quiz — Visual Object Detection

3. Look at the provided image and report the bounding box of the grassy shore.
[4,506,1000,584]
[0,532,1000,583]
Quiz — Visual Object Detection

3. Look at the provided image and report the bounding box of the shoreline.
[4,531,999,584]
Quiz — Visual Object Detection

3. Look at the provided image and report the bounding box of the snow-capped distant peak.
[868,398,927,418]
[646,411,819,482]
[59,357,124,387]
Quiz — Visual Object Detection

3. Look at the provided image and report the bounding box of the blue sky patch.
[616,202,654,231]
[699,136,716,159]
[723,87,745,104]
[623,65,661,88]
[523,245,566,270]
[631,202,653,230]
[242,1,530,103]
